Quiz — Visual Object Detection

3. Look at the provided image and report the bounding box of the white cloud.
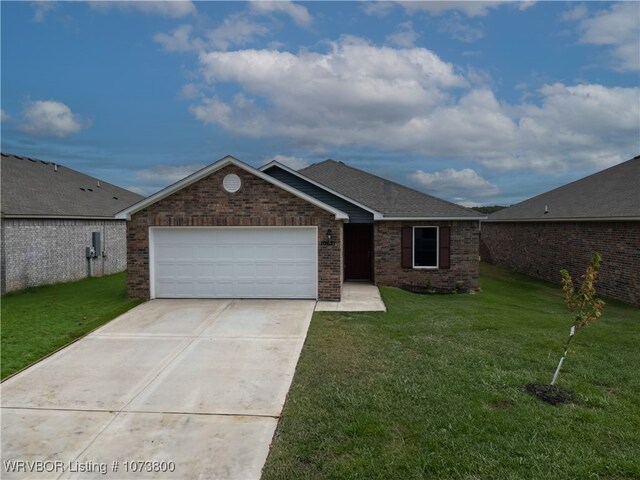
[126,185,152,196]
[20,100,87,137]
[32,1,56,22]
[183,37,637,174]
[508,83,640,170]
[89,1,196,18]
[207,13,269,51]
[396,1,533,42]
[410,168,499,198]
[249,1,312,28]
[197,36,466,103]
[0,109,10,122]
[438,15,485,42]
[153,13,269,53]
[565,2,640,71]
[136,164,206,184]
[190,97,233,127]
[455,199,483,208]
[559,4,588,22]
[268,40,285,50]
[154,24,197,52]
[517,1,536,12]
[362,1,395,17]
[264,154,309,170]
[365,0,535,17]
[387,21,419,47]
[399,1,507,17]
[180,83,201,99]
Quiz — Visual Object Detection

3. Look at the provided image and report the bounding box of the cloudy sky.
[1,1,638,206]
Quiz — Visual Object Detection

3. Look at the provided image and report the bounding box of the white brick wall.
[1,219,128,293]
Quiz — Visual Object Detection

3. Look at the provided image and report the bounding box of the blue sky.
[1,1,639,206]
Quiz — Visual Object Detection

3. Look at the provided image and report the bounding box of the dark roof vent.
[87,188,93,192]
[113,196,119,200]
[80,187,86,191]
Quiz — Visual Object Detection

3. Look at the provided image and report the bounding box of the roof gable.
[1,153,143,218]
[488,156,640,222]
[260,161,382,221]
[116,156,349,220]
[300,160,483,220]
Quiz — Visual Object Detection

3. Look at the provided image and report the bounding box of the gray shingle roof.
[488,155,640,222]
[1,153,144,218]
[300,160,482,218]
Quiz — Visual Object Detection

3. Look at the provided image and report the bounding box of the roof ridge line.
[491,155,640,216]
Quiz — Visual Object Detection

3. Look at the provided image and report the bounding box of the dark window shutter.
[439,226,451,269]
[401,227,413,268]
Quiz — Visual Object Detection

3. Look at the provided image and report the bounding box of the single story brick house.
[481,155,640,306]
[117,156,483,301]
[1,153,143,293]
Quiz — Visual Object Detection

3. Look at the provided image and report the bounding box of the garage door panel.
[254,263,275,277]
[278,262,311,276]
[280,282,314,298]
[253,246,274,260]
[158,262,193,277]
[157,281,193,298]
[279,245,315,261]
[157,244,193,260]
[152,228,317,299]
[212,263,234,277]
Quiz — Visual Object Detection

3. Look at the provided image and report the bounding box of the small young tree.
[551,253,606,385]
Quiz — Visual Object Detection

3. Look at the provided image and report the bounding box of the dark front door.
[344,224,373,281]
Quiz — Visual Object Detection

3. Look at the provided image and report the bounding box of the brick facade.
[0,218,127,293]
[374,221,480,292]
[480,221,640,306]
[126,164,343,301]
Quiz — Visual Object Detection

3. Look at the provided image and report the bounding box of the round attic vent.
[223,173,241,193]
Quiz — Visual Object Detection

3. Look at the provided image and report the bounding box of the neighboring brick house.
[118,156,483,302]
[481,156,640,306]
[1,153,143,293]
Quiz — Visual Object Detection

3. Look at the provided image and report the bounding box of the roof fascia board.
[2,214,119,220]
[116,156,349,221]
[380,216,485,221]
[483,216,640,223]
[260,160,384,220]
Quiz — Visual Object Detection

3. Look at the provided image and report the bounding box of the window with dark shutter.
[413,227,438,268]
[401,227,413,268]
[439,226,451,269]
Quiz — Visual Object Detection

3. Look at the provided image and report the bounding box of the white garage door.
[151,227,317,299]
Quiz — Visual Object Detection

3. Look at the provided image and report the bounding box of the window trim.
[412,226,439,269]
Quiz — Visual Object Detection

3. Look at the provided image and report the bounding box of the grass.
[1,272,142,379]
[263,263,640,480]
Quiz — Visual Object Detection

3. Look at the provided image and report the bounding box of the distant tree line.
[471,205,506,214]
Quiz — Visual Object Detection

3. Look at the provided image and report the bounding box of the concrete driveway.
[1,299,315,479]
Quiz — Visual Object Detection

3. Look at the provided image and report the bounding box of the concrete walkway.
[1,299,315,480]
[315,282,386,312]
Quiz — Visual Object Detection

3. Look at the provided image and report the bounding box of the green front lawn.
[1,272,142,379]
[263,264,640,479]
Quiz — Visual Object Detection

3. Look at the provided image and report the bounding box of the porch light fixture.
[327,229,333,241]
